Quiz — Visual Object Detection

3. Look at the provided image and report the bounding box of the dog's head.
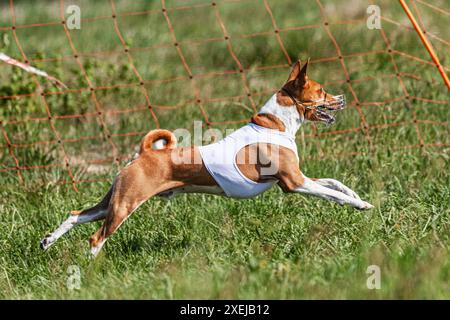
[278,59,346,125]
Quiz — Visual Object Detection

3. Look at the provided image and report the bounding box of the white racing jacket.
[198,122,299,198]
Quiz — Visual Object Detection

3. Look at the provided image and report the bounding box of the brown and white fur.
[40,60,373,256]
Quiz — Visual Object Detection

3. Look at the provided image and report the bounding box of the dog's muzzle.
[281,88,346,125]
[315,94,346,111]
[313,94,346,125]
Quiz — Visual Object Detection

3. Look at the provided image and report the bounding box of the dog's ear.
[297,58,309,85]
[287,60,301,82]
[287,58,309,88]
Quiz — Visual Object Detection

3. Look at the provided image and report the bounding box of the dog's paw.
[40,236,51,251]
[356,201,374,210]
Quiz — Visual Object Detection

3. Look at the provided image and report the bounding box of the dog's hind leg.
[40,209,107,251]
[69,184,114,216]
[88,171,171,257]
[40,185,113,251]
[88,194,149,257]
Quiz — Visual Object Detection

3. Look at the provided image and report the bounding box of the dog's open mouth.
[314,94,346,125]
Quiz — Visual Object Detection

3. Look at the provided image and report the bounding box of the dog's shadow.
[117,233,190,256]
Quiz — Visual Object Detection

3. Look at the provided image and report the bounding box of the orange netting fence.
[0,0,448,192]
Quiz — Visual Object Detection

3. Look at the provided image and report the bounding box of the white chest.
[258,94,303,136]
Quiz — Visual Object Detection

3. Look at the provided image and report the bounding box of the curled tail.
[139,129,177,153]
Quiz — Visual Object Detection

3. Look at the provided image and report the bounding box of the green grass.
[0,0,449,299]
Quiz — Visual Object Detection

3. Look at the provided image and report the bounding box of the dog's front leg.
[314,178,361,200]
[276,151,373,210]
[286,177,373,210]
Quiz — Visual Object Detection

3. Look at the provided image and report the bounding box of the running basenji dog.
[40,60,373,256]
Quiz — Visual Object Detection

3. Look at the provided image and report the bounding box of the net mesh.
[0,0,448,191]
